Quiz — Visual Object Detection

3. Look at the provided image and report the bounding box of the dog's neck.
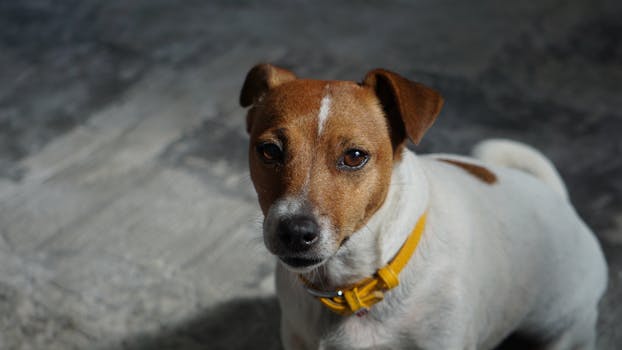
[302,149,429,289]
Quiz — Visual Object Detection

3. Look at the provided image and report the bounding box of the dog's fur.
[241,64,608,350]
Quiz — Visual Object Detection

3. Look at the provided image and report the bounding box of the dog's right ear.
[239,64,297,108]
[363,69,443,148]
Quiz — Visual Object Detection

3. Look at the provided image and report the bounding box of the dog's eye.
[257,142,283,163]
[339,149,369,170]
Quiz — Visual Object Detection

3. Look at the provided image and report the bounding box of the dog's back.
[422,142,607,349]
[473,138,568,199]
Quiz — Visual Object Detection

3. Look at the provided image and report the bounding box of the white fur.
[317,92,332,136]
[472,138,568,199]
[276,142,608,350]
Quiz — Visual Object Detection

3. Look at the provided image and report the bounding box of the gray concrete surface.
[0,0,621,349]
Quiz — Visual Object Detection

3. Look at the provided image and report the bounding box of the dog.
[240,64,608,350]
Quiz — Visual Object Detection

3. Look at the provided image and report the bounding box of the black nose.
[278,215,319,252]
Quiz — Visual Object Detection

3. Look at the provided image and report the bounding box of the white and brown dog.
[240,64,608,350]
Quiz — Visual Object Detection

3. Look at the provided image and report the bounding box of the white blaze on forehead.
[317,88,332,136]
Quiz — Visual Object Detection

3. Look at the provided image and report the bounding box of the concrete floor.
[0,0,621,349]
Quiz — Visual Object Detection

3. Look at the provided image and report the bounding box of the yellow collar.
[300,212,427,317]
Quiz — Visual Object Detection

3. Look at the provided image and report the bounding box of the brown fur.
[240,64,297,108]
[439,158,498,184]
[363,69,444,149]
[247,79,394,243]
[241,64,444,245]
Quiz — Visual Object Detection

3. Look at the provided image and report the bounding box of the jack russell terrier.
[239,64,608,350]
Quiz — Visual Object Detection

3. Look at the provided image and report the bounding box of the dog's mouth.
[279,256,324,269]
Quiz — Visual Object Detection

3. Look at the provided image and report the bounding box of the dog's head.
[240,64,443,272]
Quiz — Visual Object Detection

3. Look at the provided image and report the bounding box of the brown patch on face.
[247,79,395,246]
[438,158,498,184]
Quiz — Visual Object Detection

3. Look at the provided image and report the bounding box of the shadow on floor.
[114,297,283,350]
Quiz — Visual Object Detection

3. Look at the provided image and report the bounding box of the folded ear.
[239,64,297,107]
[363,69,443,146]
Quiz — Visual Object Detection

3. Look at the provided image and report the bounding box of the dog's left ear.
[240,63,297,107]
[363,69,443,146]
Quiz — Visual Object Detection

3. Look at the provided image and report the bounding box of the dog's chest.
[315,307,451,350]
[318,315,405,350]
[286,290,444,350]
